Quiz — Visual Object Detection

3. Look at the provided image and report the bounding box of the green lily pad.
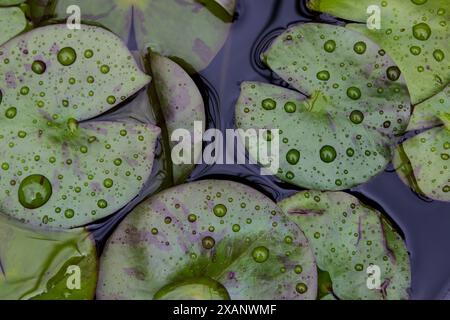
[55,0,236,72]
[236,23,410,190]
[150,53,205,184]
[393,125,450,202]
[0,7,26,46]
[279,191,411,300]
[0,0,25,5]
[307,0,450,105]
[0,24,161,228]
[408,85,449,131]
[214,0,237,15]
[97,180,318,300]
[0,214,97,299]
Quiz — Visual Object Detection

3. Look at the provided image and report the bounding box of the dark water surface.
[89,0,450,300]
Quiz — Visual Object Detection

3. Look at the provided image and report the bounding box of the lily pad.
[0,24,161,228]
[236,23,410,190]
[0,214,97,299]
[0,7,26,46]
[279,191,411,300]
[97,180,317,300]
[408,85,449,131]
[393,125,450,202]
[0,0,25,5]
[54,0,236,72]
[307,0,450,105]
[150,53,205,184]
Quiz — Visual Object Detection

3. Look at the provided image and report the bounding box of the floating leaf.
[279,191,411,300]
[393,126,450,202]
[54,0,236,72]
[213,0,237,15]
[0,25,160,228]
[0,0,26,5]
[150,53,205,184]
[0,214,97,299]
[236,23,410,190]
[0,7,26,46]
[97,180,317,300]
[408,85,449,131]
[307,0,450,105]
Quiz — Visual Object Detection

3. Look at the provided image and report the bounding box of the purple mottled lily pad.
[0,214,97,299]
[236,23,410,190]
[0,7,26,46]
[55,0,236,72]
[279,191,411,300]
[150,53,205,184]
[98,180,317,300]
[0,25,161,228]
[307,0,450,105]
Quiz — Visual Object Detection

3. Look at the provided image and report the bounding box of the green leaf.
[0,214,97,299]
[54,0,236,72]
[393,126,450,202]
[0,7,26,46]
[408,85,449,131]
[150,53,205,184]
[236,24,410,190]
[0,24,161,228]
[279,191,411,300]
[97,180,318,300]
[0,0,26,6]
[307,0,450,105]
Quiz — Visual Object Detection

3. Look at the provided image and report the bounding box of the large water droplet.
[412,23,432,41]
[320,145,337,163]
[202,236,216,250]
[433,49,445,62]
[262,98,276,110]
[347,87,362,100]
[296,283,308,294]
[316,70,330,81]
[31,60,46,74]
[57,47,77,66]
[5,107,17,119]
[286,149,301,165]
[18,174,52,209]
[213,204,227,217]
[386,66,401,81]
[323,40,336,53]
[353,41,367,54]
[350,110,364,124]
[252,246,269,263]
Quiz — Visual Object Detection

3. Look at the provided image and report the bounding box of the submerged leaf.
[150,53,205,184]
[236,23,410,190]
[0,7,26,46]
[307,0,450,104]
[55,0,236,72]
[98,180,317,300]
[0,214,97,299]
[0,25,160,228]
[279,191,411,300]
